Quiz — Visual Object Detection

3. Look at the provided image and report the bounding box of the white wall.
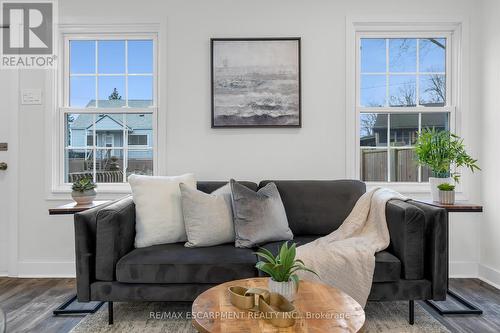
[0,0,491,279]
[479,0,500,288]
[0,71,16,275]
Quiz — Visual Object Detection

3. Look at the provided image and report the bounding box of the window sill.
[365,181,467,200]
[366,182,430,194]
[47,183,132,201]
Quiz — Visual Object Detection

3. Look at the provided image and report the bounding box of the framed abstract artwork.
[211,38,301,128]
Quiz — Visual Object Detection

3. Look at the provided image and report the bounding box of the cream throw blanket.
[296,187,407,307]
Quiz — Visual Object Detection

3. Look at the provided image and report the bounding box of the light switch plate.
[21,89,43,105]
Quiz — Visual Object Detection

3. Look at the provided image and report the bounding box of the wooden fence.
[361,149,430,182]
[68,171,123,183]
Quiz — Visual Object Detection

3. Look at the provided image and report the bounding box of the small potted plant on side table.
[71,176,97,205]
[255,242,318,302]
[415,128,480,202]
[437,183,456,205]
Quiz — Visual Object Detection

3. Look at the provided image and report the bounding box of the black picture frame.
[211,38,302,128]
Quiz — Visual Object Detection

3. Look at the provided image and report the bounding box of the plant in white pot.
[415,128,479,202]
[255,242,318,302]
[437,183,456,205]
[71,176,97,205]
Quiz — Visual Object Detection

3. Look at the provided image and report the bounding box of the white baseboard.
[478,264,500,290]
[16,260,76,278]
[449,261,479,278]
[0,271,8,277]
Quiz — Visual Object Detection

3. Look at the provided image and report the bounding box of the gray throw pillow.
[180,183,235,247]
[230,179,293,248]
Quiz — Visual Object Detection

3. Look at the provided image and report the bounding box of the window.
[128,134,148,146]
[357,35,454,183]
[62,35,156,185]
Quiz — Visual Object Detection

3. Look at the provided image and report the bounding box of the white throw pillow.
[129,174,196,248]
[180,183,235,248]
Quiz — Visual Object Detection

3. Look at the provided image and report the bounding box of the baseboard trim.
[478,264,500,290]
[0,272,8,277]
[449,261,479,278]
[16,260,76,278]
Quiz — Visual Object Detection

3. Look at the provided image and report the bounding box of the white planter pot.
[439,190,455,205]
[268,278,297,302]
[71,189,96,205]
[429,177,451,202]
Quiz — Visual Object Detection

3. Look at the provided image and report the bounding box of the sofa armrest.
[95,196,136,281]
[386,200,425,280]
[74,201,115,302]
[407,200,448,300]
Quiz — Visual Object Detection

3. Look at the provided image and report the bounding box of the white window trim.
[345,18,469,195]
[48,24,164,198]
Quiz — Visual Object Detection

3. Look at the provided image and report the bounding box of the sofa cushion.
[259,236,319,256]
[373,251,401,282]
[231,180,293,248]
[181,183,235,247]
[259,180,366,235]
[116,243,257,284]
[129,174,196,247]
[259,238,400,283]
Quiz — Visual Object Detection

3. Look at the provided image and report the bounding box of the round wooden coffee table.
[192,277,365,332]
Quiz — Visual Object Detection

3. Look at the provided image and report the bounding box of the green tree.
[108,88,122,100]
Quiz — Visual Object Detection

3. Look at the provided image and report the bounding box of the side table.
[49,200,111,316]
[414,199,483,316]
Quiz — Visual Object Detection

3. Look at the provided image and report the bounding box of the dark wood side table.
[49,200,110,215]
[414,199,483,316]
[49,200,111,316]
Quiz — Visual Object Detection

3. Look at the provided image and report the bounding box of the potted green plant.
[255,242,318,302]
[437,183,455,205]
[71,175,97,205]
[415,128,479,202]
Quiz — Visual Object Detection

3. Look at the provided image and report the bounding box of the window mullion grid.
[63,36,156,186]
[124,40,129,183]
[417,112,422,183]
[416,39,421,182]
[92,114,97,182]
[95,40,99,108]
[93,40,98,181]
[358,34,453,185]
[387,113,391,182]
[125,40,129,108]
[385,39,389,107]
[416,38,420,107]
[123,114,128,183]
[385,39,391,182]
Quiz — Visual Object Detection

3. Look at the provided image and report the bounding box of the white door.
[0,70,18,275]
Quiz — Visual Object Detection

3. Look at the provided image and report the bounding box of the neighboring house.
[65,99,153,182]
[360,113,446,181]
[69,100,153,161]
[360,113,448,147]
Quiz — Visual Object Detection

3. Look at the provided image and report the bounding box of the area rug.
[70,301,449,333]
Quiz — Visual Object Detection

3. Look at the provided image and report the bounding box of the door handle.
[0,162,7,171]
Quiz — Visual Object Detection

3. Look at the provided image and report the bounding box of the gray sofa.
[74,180,447,325]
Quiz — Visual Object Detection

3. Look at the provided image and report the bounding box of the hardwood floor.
[0,277,499,332]
[420,279,500,333]
[0,278,81,333]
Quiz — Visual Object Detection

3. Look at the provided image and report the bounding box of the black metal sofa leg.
[108,302,114,325]
[409,300,414,325]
